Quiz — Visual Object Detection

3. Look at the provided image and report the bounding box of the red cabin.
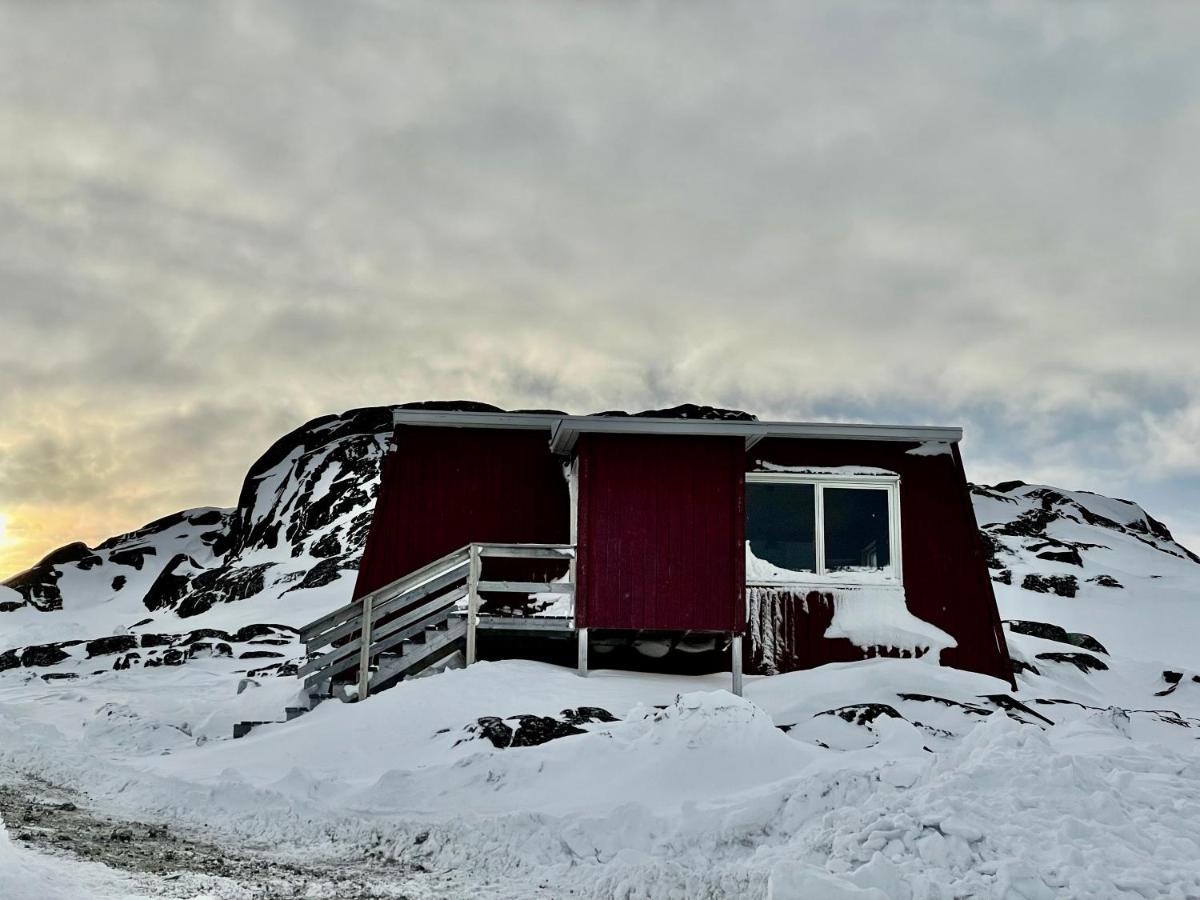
[311,407,1012,700]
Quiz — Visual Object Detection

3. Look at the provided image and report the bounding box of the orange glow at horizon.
[0,505,140,582]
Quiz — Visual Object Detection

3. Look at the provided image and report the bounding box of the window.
[745,474,901,584]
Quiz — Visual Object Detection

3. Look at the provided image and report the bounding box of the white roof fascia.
[390,409,962,452]
[392,410,560,431]
[548,417,962,454]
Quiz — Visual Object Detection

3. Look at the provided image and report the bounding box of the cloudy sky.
[1,0,1199,577]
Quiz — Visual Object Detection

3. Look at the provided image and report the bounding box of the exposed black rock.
[190,510,223,527]
[111,576,127,592]
[980,694,1055,726]
[108,547,157,570]
[1011,658,1040,676]
[233,624,296,642]
[143,555,198,612]
[992,480,1028,493]
[0,650,19,671]
[454,708,610,749]
[139,633,173,648]
[85,636,138,659]
[1088,574,1123,589]
[238,650,285,660]
[992,569,1012,586]
[283,557,348,594]
[1034,651,1109,674]
[308,531,342,559]
[2,561,66,611]
[817,703,903,726]
[178,628,234,645]
[190,642,233,659]
[979,532,1009,570]
[560,707,618,726]
[20,644,73,667]
[1021,574,1078,598]
[1032,546,1083,568]
[1004,620,1107,654]
[177,564,275,618]
[992,508,1058,539]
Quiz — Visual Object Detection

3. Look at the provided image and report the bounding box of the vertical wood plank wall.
[352,426,570,601]
[575,433,745,632]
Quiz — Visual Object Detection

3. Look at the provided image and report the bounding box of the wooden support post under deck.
[465,544,481,666]
[730,632,743,697]
[357,593,375,701]
[577,627,588,677]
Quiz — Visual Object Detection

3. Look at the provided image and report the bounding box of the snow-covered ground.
[2,414,1198,898]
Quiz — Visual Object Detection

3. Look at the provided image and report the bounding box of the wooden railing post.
[357,594,375,701]
[466,544,481,665]
[730,632,743,697]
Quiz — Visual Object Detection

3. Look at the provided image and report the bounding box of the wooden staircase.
[294,543,575,709]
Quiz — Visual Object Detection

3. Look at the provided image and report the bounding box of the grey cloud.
[0,0,1198,561]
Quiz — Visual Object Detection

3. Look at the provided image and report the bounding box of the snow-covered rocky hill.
[2,406,1198,898]
[3,406,1195,683]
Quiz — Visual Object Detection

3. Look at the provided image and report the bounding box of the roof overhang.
[392,409,962,454]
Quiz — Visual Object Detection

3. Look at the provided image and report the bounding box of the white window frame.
[745,472,903,587]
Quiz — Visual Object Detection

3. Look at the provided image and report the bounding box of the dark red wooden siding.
[353,426,570,600]
[745,438,1013,686]
[576,433,745,632]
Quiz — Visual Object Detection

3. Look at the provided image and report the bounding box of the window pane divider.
[815,483,827,577]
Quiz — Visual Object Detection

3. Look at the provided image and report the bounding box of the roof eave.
[391,409,963,453]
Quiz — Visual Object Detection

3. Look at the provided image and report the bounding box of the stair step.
[369,620,467,695]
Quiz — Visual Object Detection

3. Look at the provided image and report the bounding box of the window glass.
[746,482,816,573]
[823,487,891,572]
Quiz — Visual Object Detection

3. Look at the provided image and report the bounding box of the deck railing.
[297,542,575,702]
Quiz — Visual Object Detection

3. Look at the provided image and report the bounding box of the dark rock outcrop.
[1004,620,1107,654]
[108,547,157,570]
[143,555,199,612]
[86,635,138,659]
[1021,574,1079,598]
[817,703,903,726]
[454,707,618,749]
[1034,651,1109,674]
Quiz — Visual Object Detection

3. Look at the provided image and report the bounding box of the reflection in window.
[746,482,816,573]
[823,487,891,572]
